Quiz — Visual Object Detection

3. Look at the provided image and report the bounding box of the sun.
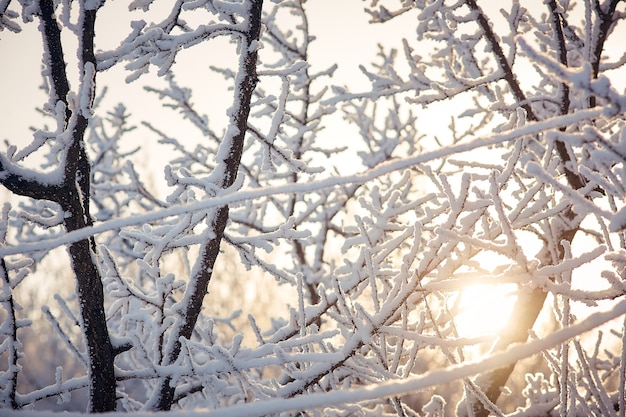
[454,283,518,339]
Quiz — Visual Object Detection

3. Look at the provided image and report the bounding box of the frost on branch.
[2,0,626,415]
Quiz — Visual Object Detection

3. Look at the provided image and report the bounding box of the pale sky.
[1,1,625,170]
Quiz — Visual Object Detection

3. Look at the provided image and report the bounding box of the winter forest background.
[1,0,626,415]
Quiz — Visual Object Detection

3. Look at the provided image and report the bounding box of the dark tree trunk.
[150,0,264,410]
[40,1,117,412]
[462,1,594,414]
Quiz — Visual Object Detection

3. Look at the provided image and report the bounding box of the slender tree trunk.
[148,0,264,410]
[463,1,590,414]
[61,121,116,412]
[41,1,117,411]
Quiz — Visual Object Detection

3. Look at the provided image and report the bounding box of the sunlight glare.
[455,284,517,339]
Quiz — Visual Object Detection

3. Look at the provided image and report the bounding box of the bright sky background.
[2,1,624,160]
[0,0,414,150]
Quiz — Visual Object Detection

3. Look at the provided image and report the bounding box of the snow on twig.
[10,300,619,416]
[206,298,626,416]
[0,107,605,258]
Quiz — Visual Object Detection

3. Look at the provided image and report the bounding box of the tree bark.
[149,0,264,410]
[41,1,117,411]
[463,1,589,415]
